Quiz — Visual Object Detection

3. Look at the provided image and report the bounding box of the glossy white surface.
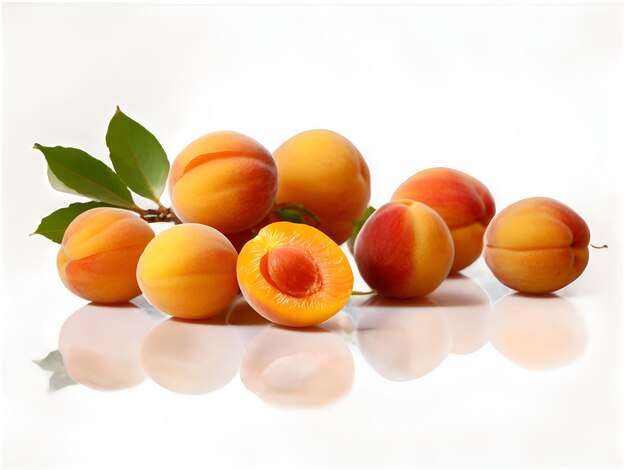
[2,3,624,469]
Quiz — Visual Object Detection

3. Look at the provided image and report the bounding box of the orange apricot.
[484,197,590,293]
[57,208,155,303]
[168,131,277,233]
[354,200,454,298]
[237,221,353,327]
[273,129,370,244]
[136,223,239,319]
[392,167,495,272]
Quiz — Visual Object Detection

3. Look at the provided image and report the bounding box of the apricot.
[354,200,454,298]
[240,325,354,407]
[58,303,154,390]
[392,167,495,272]
[168,131,277,233]
[483,197,590,293]
[273,129,370,244]
[57,208,155,303]
[136,223,239,319]
[237,221,353,327]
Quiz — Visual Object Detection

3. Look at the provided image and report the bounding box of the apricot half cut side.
[237,221,354,327]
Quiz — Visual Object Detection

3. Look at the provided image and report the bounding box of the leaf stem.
[351,290,376,296]
[137,206,181,224]
[590,243,608,249]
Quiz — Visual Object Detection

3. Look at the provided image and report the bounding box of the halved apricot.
[237,221,353,327]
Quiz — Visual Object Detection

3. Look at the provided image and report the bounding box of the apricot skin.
[273,129,370,245]
[392,167,495,273]
[483,197,590,294]
[136,224,239,320]
[57,208,155,304]
[168,131,278,233]
[354,200,454,298]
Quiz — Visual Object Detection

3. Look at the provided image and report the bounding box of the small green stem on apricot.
[590,243,608,249]
[351,290,376,296]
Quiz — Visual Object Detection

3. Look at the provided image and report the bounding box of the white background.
[2,2,625,469]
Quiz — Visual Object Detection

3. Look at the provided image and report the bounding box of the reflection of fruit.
[224,297,270,346]
[273,130,370,244]
[240,326,354,407]
[484,197,590,293]
[140,317,242,394]
[430,274,490,355]
[168,131,277,233]
[356,298,451,381]
[57,208,155,303]
[487,294,588,370]
[354,200,454,298]
[237,222,353,327]
[392,167,495,273]
[58,303,154,390]
[137,224,239,319]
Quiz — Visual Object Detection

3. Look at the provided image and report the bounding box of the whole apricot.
[237,221,353,327]
[168,131,277,233]
[57,208,155,303]
[392,167,495,273]
[136,223,239,319]
[483,197,590,293]
[354,200,454,298]
[273,129,370,244]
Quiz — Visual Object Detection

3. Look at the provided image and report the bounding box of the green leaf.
[348,206,376,254]
[106,106,170,203]
[47,166,82,196]
[34,144,136,208]
[273,208,305,224]
[272,204,320,224]
[33,201,114,243]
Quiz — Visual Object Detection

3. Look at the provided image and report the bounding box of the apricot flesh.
[484,197,590,293]
[57,208,155,303]
[273,129,370,244]
[354,200,454,298]
[136,223,239,319]
[237,221,353,327]
[392,167,495,273]
[168,131,277,233]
